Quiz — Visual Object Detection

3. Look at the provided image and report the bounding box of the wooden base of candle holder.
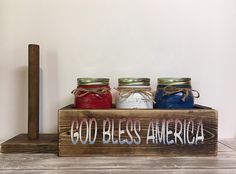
[1,134,58,153]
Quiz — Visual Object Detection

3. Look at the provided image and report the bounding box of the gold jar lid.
[77,78,109,86]
[158,77,191,86]
[118,78,150,86]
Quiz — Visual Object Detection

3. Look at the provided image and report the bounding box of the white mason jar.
[116,78,154,109]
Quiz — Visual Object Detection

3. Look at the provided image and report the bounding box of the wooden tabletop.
[0,139,236,173]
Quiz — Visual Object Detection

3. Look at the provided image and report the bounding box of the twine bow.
[72,87,110,98]
[116,87,155,103]
[158,86,200,102]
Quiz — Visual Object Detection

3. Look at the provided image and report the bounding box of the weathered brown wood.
[58,105,218,157]
[1,134,58,153]
[28,44,40,140]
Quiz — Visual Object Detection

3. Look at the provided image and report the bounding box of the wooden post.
[28,44,40,140]
[1,44,57,154]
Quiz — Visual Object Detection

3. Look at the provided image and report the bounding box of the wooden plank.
[0,140,229,154]
[59,105,218,156]
[28,44,40,140]
[1,151,236,170]
[1,140,236,173]
[1,134,58,153]
[1,169,236,174]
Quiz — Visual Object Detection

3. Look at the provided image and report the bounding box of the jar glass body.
[116,86,153,109]
[155,85,194,109]
[74,85,112,109]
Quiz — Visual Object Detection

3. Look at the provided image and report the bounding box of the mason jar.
[72,78,112,109]
[155,78,199,109]
[116,78,154,109]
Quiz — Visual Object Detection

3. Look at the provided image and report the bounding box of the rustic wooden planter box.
[58,105,218,157]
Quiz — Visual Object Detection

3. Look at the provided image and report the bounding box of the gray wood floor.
[0,139,236,173]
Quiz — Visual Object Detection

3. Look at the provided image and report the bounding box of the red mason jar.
[73,78,112,109]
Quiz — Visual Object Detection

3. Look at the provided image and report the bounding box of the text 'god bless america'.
[70,118,204,145]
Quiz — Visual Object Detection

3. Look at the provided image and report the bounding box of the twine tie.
[116,87,155,103]
[158,85,200,102]
[72,87,110,98]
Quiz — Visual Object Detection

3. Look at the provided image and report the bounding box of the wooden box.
[58,105,218,157]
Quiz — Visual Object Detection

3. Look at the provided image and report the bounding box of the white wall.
[1,0,236,140]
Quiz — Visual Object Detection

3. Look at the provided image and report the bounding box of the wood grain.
[0,140,235,173]
[1,170,236,174]
[0,140,235,174]
[28,44,40,140]
[59,105,218,156]
[1,134,58,153]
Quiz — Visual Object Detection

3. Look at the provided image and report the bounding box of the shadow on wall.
[40,50,60,133]
[13,66,28,134]
[10,50,60,135]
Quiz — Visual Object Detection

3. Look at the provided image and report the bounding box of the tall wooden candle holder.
[1,44,58,153]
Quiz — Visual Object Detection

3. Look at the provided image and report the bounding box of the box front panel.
[59,109,217,156]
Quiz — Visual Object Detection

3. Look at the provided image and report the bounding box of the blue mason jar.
[155,78,199,109]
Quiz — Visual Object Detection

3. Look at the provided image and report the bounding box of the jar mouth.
[118,78,150,86]
[77,78,109,86]
[158,77,191,86]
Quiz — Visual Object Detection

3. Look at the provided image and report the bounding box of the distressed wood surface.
[1,134,58,153]
[59,105,218,156]
[28,44,40,140]
[0,140,236,173]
